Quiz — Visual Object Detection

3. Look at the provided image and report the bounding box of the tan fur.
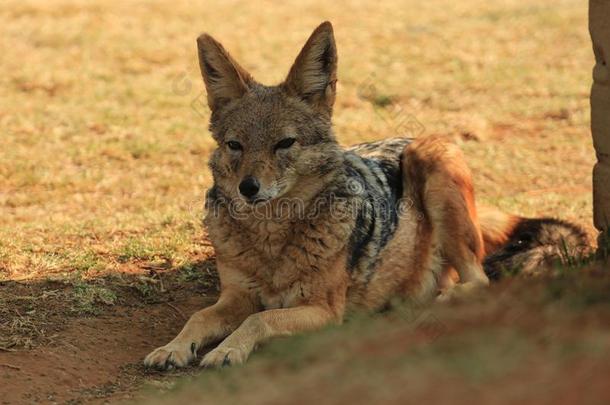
[400,136,489,301]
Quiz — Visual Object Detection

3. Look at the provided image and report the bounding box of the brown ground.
[1,262,219,404]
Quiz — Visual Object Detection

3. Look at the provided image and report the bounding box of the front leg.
[200,305,338,367]
[144,287,257,370]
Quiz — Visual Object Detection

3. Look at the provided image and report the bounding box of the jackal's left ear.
[283,21,338,116]
[197,34,254,112]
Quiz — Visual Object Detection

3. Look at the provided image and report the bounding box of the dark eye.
[226,140,243,151]
[275,137,296,151]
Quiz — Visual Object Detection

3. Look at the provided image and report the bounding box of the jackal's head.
[197,22,343,205]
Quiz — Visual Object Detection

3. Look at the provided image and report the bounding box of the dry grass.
[0,0,595,281]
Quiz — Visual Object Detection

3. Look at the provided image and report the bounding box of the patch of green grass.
[175,262,204,283]
[132,276,164,301]
[117,238,157,263]
[71,281,118,315]
[70,250,105,274]
[372,94,395,108]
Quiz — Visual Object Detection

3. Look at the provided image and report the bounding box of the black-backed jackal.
[144,22,588,369]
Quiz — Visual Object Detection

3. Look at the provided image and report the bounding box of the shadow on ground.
[0,258,219,404]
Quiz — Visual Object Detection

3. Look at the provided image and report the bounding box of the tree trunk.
[590,0,610,253]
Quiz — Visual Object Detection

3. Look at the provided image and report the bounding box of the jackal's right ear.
[197,34,254,112]
[283,21,338,116]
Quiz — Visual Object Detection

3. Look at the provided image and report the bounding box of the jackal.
[144,21,588,369]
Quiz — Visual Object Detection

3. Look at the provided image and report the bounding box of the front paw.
[200,345,249,368]
[143,341,198,370]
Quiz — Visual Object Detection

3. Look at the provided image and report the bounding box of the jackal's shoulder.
[348,137,411,160]
[321,137,412,283]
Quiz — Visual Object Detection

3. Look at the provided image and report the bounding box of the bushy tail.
[478,206,590,279]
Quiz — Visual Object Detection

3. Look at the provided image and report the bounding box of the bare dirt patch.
[0,262,219,404]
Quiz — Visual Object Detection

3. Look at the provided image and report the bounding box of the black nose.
[239,176,260,198]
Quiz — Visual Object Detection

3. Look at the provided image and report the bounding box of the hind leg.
[402,136,489,301]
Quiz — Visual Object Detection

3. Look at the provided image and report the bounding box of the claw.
[222,353,231,367]
[191,342,197,356]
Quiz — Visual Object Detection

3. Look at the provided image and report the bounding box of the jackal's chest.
[228,251,308,310]
[258,281,304,309]
[206,209,292,257]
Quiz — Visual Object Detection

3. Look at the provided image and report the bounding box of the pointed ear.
[196,34,254,112]
[283,21,338,116]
